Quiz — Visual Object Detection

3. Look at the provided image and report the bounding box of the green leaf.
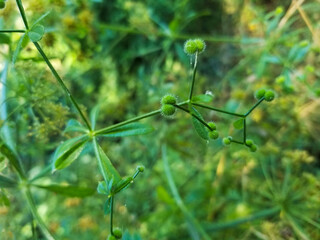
[0,174,17,188]
[34,184,95,197]
[90,104,100,130]
[0,33,10,45]
[99,123,154,137]
[233,118,244,130]
[92,138,121,184]
[113,176,133,194]
[104,198,112,215]
[64,119,87,134]
[32,11,51,27]
[97,181,110,195]
[0,138,24,176]
[53,135,88,171]
[12,33,29,64]
[28,24,45,42]
[192,94,214,103]
[189,104,208,140]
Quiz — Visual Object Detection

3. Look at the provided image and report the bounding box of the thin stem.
[0,30,26,33]
[192,102,245,117]
[132,169,141,179]
[33,42,92,131]
[188,52,198,100]
[175,104,213,131]
[94,101,189,136]
[162,145,211,240]
[110,196,114,235]
[16,0,29,30]
[243,118,247,143]
[24,187,55,240]
[245,97,265,116]
[230,139,244,145]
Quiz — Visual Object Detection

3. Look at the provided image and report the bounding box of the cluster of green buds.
[255,88,275,102]
[107,228,122,240]
[161,94,177,118]
[245,139,257,152]
[0,0,7,9]
[184,39,206,55]
[222,136,233,146]
[207,122,219,140]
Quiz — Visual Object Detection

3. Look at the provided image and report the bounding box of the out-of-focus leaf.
[0,191,10,206]
[28,24,45,42]
[99,123,154,137]
[64,119,87,134]
[34,184,95,197]
[192,94,214,103]
[90,104,100,130]
[12,33,29,64]
[97,180,113,195]
[0,138,24,176]
[189,104,208,140]
[53,135,88,171]
[32,11,51,26]
[92,138,121,184]
[0,174,17,188]
[0,34,10,45]
[233,118,244,130]
[104,197,111,215]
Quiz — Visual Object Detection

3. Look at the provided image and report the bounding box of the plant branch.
[0,30,26,33]
[16,0,29,30]
[245,97,265,116]
[188,52,198,100]
[110,195,114,235]
[33,42,92,131]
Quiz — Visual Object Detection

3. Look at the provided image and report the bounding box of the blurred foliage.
[1,0,320,239]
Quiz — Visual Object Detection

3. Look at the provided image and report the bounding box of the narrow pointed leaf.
[12,33,28,64]
[92,138,121,184]
[192,94,213,103]
[0,139,24,176]
[0,174,17,188]
[113,176,133,194]
[34,184,95,197]
[189,104,208,140]
[32,11,51,26]
[233,118,244,130]
[53,135,88,171]
[28,24,45,42]
[90,105,100,130]
[97,181,110,195]
[99,123,154,137]
[64,119,87,134]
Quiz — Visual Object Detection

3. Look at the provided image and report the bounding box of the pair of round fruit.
[107,228,122,240]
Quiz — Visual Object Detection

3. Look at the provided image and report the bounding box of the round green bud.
[184,39,206,55]
[207,122,217,131]
[250,144,257,152]
[0,1,5,9]
[264,90,275,102]
[227,136,233,141]
[275,75,285,84]
[107,235,116,240]
[161,94,177,105]
[209,130,219,140]
[223,137,231,145]
[161,104,176,117]
[113,228,123,239]
[255,89,266,100]
[193,39,206,53]
[245,139,254,146]
[137,165,145,172]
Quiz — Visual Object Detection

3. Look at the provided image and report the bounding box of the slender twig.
[245,97,265,116]
[243,118,247,143]
[33,42,92,131]
[230,139,244,145]
[110,196,114,235]
[192,102,245,117]
[188,52,198,100]
[16,0,29,29]
[0,30,26,33]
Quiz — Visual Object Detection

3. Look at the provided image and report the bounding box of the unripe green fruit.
[250,144,257,152]
[113,228,123,239]
[255,89,266,100]
[161,94,177,105]
[227,136,233,141]
[264,90,275,102]
[161,104,176,117]
[193,39,206,53]
[245,139,253,146]
[209,130,219,140]
[137,165,145,172]
[223,137,231,145]
[207,122,217,130]
[107,235,116,240]
[184,39,206,55]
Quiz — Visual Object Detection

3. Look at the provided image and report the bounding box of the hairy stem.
[33,42,92,131]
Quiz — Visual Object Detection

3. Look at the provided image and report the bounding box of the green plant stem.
[204,207,280,232]
[188,52,198,100]
[162,145,211,240]
[110,195,114,235]
[174,104,213,131]
[245,97,265,116]
[192,102,245,117]
[230,139,244,145]
[243,118,247,143]
[132,169,140,179]
[23,187,55,240]
[94,101,189,136]
[0,30,26,33]
[16,0,29,30]
[33,42,92,131]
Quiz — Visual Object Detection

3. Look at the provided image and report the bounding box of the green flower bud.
[161,94,177,105]
[161,104,176,117]
[113,228,123,239]
[264,90,275,102]
[137,165,145,172]
[245,139,254,146]
[209,130,219,140]
[255,89,266,100]
[184,39,206,55]
[223,137,231,145]
[193,39,206,53]
[207,122,217,131]
[250,144,257,152]
[107,235,117,240]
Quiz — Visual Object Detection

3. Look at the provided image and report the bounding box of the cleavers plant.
[0,1,277,239]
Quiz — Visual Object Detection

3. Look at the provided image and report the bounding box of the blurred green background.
[1,0,320,239]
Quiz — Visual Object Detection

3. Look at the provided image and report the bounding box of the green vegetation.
[1,0,320,239]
